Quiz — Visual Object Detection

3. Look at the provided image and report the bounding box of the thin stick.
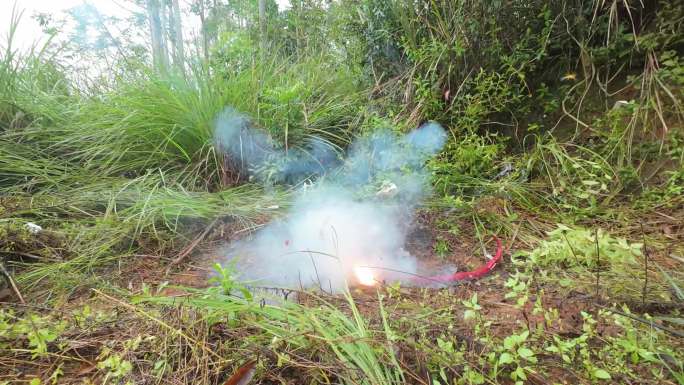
[667,253,684,264]
[1,251,62,262]
[308,251,324,293]
[640,223,649,305]
[0,262,25,304]
[166,218,219,273]
[594,228,600,300]
[561,231,580,265]
[280,249,340,261]
[594,302,684,339]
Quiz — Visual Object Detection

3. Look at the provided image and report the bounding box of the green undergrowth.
[3,265,682,384]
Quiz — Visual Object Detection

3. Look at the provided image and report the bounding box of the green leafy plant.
[518,224,640,268]
[434,237,450,258]
[461,293,482,321]
[97,352,133,382]
[490,330,537,383]
[504,272,530,308]
[0,310,67,358]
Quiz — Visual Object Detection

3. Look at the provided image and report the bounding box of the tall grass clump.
[0,8,69,132]
[6,55,366,190]
[138,279,405,385]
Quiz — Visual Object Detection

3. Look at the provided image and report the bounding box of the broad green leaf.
[503,336,516,350]
[517,347,534,358]
[499,352,514,365]
[515,366,527,380]
[593,369,611,380]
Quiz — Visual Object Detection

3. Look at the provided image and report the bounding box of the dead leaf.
[224,360,257,385]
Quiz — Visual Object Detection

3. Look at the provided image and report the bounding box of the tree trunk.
[198,0,209,62]
[293,0,303,57]
[258,0,267,57]
[159,1,169,64]
[170,0,185,71]
[146,0,167,72]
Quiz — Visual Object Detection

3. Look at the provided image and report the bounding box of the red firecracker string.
[416,236,504,283]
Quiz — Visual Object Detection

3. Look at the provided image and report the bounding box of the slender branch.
[0,261,25,304]
[166,218,219,273]
[640,223,649,305]
[594,228,600,300]
[594,303,684,339]
[561,231,580,265]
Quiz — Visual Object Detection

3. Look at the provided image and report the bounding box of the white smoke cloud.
[214,108,447,291]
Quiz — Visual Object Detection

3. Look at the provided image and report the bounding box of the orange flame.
[354,266,376,286]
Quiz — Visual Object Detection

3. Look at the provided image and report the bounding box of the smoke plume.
[214,108,447,291]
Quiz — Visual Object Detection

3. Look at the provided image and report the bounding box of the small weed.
[97,351,133,383]
[0,310,66,358]
[434,237,451,259]
[504,272,530,308]
[461,293,482,322]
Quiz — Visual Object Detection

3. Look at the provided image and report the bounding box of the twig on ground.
[166,218,219,274]
[0,261,25,304]
[593,302,684,338]
[667,254,684,264]
[1,250,62,262]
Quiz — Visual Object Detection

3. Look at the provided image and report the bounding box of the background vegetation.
[0,0,682,384]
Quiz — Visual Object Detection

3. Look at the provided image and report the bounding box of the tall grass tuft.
[139,285,405,385]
